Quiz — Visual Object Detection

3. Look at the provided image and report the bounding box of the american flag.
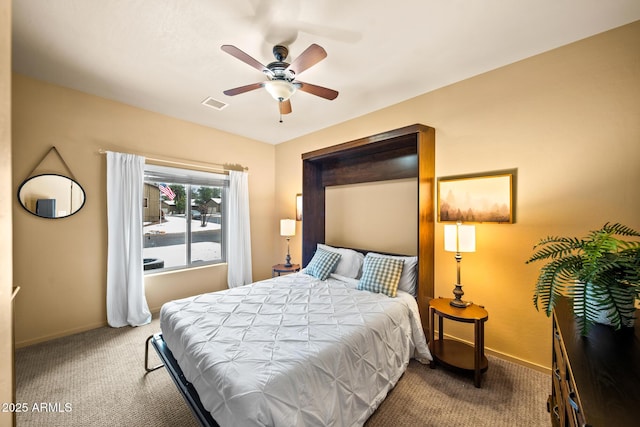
[158,184,176,200]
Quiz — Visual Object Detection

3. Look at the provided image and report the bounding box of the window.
[142,164,228,273]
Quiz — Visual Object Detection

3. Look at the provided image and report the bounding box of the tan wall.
[0,0,14,425]
[325,179,418,255]
[11,74,276,347]
[275,21,640,370]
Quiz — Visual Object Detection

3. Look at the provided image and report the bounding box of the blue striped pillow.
[357,254,404,297]
[305,248,341,280]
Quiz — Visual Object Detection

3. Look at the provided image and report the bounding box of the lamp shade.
[280,219,296,237]
[265,80,297,101]
[295,194,302,221]
[444,223,476,253]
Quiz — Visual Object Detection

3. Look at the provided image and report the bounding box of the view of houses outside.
[143,183,223,271]
[143,215,221,268]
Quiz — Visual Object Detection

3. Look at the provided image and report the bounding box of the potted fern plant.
[526,222,640,335]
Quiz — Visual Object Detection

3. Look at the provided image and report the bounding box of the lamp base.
[450,283,471,308]
[284,237,292,267]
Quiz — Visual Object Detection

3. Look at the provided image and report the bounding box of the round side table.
[271,263,300,277]
[428,297,489,387]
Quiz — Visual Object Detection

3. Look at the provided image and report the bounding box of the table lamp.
[444,221,476,308]
[280,219,296,267]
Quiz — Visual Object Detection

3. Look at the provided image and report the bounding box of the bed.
[148,125,437,426]
[150,246,431,427]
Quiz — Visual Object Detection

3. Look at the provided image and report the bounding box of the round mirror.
[18,174,86,219]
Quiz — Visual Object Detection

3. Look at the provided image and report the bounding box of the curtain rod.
[98,149,248,174]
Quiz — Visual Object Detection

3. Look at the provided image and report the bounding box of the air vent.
[201,96,228,110]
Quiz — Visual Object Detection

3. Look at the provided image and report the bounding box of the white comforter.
[160,272,432,427]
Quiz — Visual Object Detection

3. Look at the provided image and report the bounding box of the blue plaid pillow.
[305,248,342,280]
[357,254,404,297]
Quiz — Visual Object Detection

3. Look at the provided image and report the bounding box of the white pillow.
[367,252,418,297]
[317,244,365,279]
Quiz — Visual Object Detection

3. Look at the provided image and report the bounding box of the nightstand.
[272,263,300,277]
[428,297,489,387]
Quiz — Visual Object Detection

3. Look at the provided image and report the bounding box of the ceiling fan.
[221,44,339,119]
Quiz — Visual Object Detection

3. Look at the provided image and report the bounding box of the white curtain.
[106,152,151,327]
[227,170,253,288]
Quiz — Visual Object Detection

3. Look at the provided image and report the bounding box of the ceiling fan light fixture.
[264,80,297,102]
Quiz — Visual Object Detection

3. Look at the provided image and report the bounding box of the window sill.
[144,262,227,278]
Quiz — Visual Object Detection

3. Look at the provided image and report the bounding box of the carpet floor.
[15,316,549,426]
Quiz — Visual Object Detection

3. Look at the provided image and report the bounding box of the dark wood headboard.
[301,124,435,330]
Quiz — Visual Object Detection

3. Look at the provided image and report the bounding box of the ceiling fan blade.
[295,81,338,100]
[221,45,271,75]
[287,44,327,76]
[223,82,264,96]
[279,99,292,115]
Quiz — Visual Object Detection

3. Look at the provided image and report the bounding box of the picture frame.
[438,172,514,223]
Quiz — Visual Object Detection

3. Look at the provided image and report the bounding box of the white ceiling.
[12,1,640,145]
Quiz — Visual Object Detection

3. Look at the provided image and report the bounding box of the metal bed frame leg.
[145,335,165,373]
[144,333,219,427]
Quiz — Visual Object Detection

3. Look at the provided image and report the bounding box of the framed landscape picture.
[438,172,514,223]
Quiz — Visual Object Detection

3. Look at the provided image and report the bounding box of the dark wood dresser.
[550,297,640,426]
